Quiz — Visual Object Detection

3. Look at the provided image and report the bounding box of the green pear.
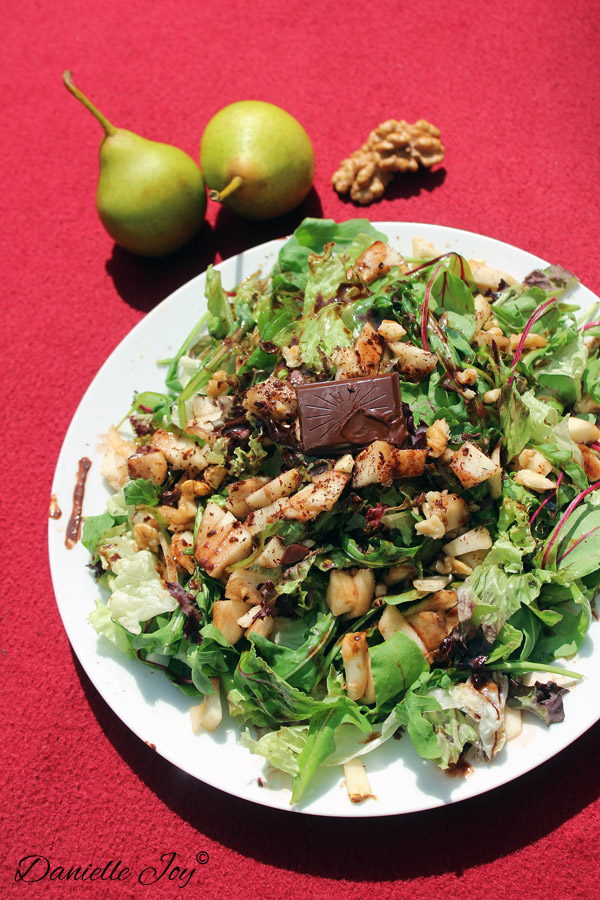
[63,72,206,257]
[200,101,314,220]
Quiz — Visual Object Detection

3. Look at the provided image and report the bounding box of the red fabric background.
[2,0,600,897]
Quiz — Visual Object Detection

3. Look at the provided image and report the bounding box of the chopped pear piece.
[326,568,375,618]
[340,632,371,701]
[212,599,252,645]
[356,240,406,283]
[225,476,270,518]
[194,502,253,577]
[190,678,222,733]
[388,342,438,381]
[245,469,302,510]
[245,615,275,640]
[242,377,297,421]
[333,322,383,379]
[255,536,286,568]
[285,470,350,521]
[343,757,373,804]
[378,606,432,663]
[150,429,209,472]
[421,491,470,533]
[352,441,395,488]
[403,589,458,617]
[442,526,493,557]
[468,259,517,291]
[127,448,168,485]
[225,569,263,604]
[505,707,523,742]
[101,425,136,490]
[450,442,501,489]
[405,608,458,653]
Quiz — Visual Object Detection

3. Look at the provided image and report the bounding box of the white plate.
[49,222,600,817]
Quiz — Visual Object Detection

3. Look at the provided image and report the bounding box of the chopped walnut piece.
[282,345,302,368]
[332,119,444,205]
[456,368,478,386]
[206,369,232,399]
[171,530,195,574]
[426,418,450,458]
[132,515,160,553]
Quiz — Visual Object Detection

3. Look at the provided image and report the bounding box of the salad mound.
[84,218,600,804]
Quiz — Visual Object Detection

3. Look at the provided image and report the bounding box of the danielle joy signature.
[15,851,209,888]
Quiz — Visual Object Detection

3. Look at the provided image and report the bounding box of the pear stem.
[208,175,243,203]
[62,70,117,137]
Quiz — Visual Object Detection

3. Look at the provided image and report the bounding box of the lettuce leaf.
[457,566,554,644]
[275,217,387,291]
[501,388,586,485]
[88,597,135,655]
[396,671,477,768]
[107,550,178,634]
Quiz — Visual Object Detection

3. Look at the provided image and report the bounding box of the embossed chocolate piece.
[296,373,407,454]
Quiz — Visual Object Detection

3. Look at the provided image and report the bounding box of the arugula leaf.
[340,532,426,567]
[232,645,329,726]
[82,511,117,561]
[529,332,587,406]
[123,478,162,507]
[508,607,542,659]
[369,631,428,706]
[486,622,524,663]
[130,609,185,656]
[249,611,336,692]
[534,581,591,659]
[291,699,370,804]
[583,356,600,406]
[555,497,600,580]
[493,285,546,333]
[205,265,236,339]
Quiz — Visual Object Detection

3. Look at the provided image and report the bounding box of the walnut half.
[332,119,445,205]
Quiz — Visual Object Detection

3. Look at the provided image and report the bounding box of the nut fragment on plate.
[332,119,445,205]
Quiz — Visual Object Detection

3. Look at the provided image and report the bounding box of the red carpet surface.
[2,0,600,897]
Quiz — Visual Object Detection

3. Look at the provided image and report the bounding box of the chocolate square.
[296,373,407,454]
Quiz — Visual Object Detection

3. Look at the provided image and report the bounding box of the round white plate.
[49,222,600,817]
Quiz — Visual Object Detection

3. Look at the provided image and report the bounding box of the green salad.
[85,218,600,804]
